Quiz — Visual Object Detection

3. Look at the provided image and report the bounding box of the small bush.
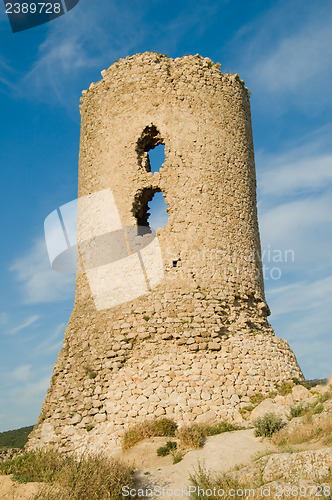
[152,418,177,437]
[206,422,241,435]
[254,413,283,437]
[84,365,97,379]
[249,393,264,405]
[189,463,257,499]
[156,441,177,457]
[176,421,242,450]
[313,403,324,414]
[289,403,308,418]
[122,418,177,449]
[277,381,294,395]
[157,446,169,457]
[172,452,183,464]
[177,424,206,449]
[238,405,254,415]
[85,424,94,432]
[316,392,330,403]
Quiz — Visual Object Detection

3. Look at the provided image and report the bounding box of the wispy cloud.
[11,364,32,382]
[256,129,332,273]
[10,237,75,304]
[7,315,40,335]
[258,153,332,199]
[17,0,219,108]
[267,277,332,379]
[268,276,332,317]
[259,190,332,265]
[233,1,332,112]
[0,57,16,90]
[0,364,52,430]
[252,15,332,93]
[19,0,147,105]
[33,322,65,356]
[0,312,9,325]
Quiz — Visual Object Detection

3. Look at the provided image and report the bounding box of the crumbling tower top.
[77,52,265,311]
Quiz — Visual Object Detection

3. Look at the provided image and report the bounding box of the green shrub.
[152,418,177,437]
[84,365,97,379]
[277,381,294,395]
[249,393,264,405]
[206,422,241,435]
[238,405,254,415]
[172,452,183,464]
[316,392,329,403]
[289,403,307,418]
[254,413,284,437]
[313,403,324,414]
[157,446,169,457]
[156,441,177,456]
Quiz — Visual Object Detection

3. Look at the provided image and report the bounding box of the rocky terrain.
[0,377,331,499]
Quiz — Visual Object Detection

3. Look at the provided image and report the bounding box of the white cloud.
[33,322,65,356]
[252,16,332,93]
[259,153,332,198]
[0,367,52,430]
[0,312,9,325]
[0,57,16,90]
[256,129,332,272]
[11,364,32,382]
[256,125,332,199]
[259,191,332,274]
[233,2,332,112]
[267,275,332,317]
[266,276,332,379]
[7,315,40,335]
[10,237,75,304]
[17,0,219,107]
[19,1,146,104]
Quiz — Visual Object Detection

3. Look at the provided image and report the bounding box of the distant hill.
[0,425,35,450]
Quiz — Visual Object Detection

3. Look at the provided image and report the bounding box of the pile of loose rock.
[0,448,22,463]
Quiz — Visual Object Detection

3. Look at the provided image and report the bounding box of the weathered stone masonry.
[27,53,303,456]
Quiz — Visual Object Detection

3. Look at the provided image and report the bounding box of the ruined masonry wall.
[27,53,303,456]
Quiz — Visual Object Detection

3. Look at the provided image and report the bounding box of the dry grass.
[272,415,332,446]
[176,422,242,450]
[122,417,177,449]
[123,418,241,451]
[189,463,258,499]
[176,424,207,449]
[0,449,133,500]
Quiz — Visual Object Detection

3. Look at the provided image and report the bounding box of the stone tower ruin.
[27,53,303,456]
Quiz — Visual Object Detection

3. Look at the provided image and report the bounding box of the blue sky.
[0,0,331,432]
